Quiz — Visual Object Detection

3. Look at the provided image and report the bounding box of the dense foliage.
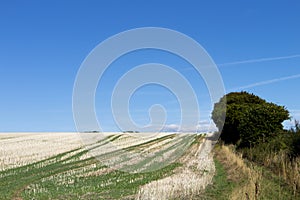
[212,92,290,147]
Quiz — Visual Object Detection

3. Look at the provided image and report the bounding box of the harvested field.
[0,132,215,199]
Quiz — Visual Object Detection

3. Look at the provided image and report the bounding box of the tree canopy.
[212,91,290,147]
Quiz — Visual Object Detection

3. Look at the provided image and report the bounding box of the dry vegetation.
[0,132,215,199]
[213,144,298,200]
[137,137,215,199]
[245,149,300,196]
[0,133,83,171]
[214,145,262,200]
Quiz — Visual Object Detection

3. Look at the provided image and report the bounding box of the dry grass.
[214,145,262,200]
[285,157,300,195]
[214,144,299,200]
[260,151,300,195]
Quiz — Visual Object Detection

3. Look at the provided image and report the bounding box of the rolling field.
[0,132,215,200]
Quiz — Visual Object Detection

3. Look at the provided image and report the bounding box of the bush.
[212,92,289,147]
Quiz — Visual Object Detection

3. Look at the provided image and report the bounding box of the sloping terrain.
[0,133,215,200]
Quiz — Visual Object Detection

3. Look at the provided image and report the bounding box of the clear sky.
[1,0,300,132]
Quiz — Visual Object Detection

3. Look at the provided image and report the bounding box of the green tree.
[212,91,290,147]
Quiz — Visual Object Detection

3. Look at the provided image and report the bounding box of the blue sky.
[0,0,300,132]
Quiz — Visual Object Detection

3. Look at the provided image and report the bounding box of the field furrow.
[0,132,214,200]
